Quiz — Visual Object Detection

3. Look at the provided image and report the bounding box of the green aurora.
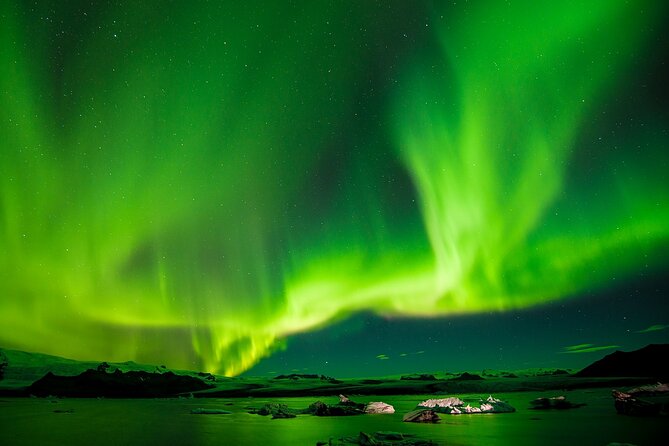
[1,1,668,375]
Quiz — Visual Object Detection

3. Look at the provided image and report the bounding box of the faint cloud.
[376,354,390,360]
[561,344,619,354]
[636,324,669,333]
[399,353,408,357]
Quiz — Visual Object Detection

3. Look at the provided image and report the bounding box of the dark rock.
[374,432,405,441]
[323,375,342,384]
[306,400,365,416]
[272,411,297,419]
[26,369,212,398]
[402,409,440,422]
[307,401,330,416]
[450,372,484,381]
[358,431,375,446]
[575,344,669,378]
[337,395,366,411]
[96,362,110,373]
[612,383,669,416]
[250,399,366,418]
[249,403,293,416]
[198,372,216,381]
[322,431,435,445]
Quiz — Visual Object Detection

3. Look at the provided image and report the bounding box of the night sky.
[1,1,668,378]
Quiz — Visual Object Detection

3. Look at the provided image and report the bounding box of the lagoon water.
[0,389,665,445]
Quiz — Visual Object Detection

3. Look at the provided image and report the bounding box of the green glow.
[1,1,667,375]
[562,344,620,354]
[563,344,597,352]
[394,1,669,311]
[636,325,669,334]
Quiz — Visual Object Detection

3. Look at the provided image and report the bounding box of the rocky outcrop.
[479,396,515,413]
[613,382,669,416]
[450,372,484,381]
[249,397,369,418]
[248,403,295,417]
[307,400,365,416]
[197,372,217,382]
[271,411,297,419]
[96,362,111,372]
[575,344,669,378]
[26,369,212,398]
[402,409,440,422]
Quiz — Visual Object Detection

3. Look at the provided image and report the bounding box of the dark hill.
[451,372,484,381]
[575,344,669,378]
[27,368,212,397]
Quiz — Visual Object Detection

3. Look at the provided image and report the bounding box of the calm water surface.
[0,389,665,445]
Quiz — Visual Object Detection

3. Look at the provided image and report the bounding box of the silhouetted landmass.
[1,346,665,398]
[575,344,669,378]
[274,374,341,383]
[27,369,212,397]
[360,379,384,385]
[451,372,484,381]
[537,369,570,376]
[0,350,7,380]
[197,371,216,381]
[400,374,436,381]
[274,373,321,380]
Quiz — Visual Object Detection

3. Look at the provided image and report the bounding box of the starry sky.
[1,1,668,377]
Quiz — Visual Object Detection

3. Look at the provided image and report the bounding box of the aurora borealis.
[1,1,668,376]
